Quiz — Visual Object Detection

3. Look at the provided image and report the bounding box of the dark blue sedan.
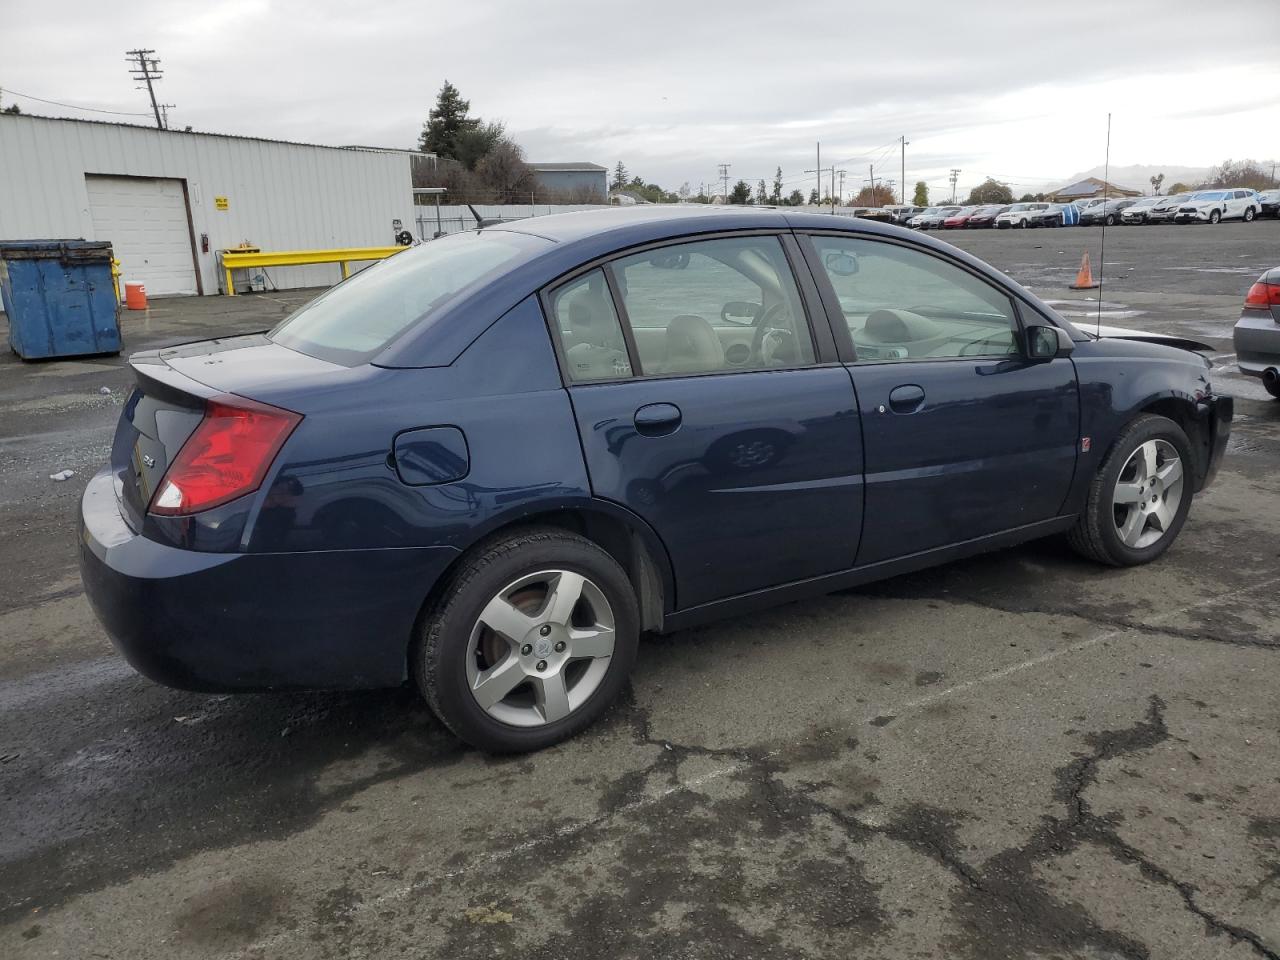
[79,207,1232,751]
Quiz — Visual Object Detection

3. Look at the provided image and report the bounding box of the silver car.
[1233,266,1280,398]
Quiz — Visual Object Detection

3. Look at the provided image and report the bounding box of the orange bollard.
[124,282,148,310]
[1070,252,1100,290]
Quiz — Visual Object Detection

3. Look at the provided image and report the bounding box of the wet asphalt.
[1,221,1278,959]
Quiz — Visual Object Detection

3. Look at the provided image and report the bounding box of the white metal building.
[0,114,416,295]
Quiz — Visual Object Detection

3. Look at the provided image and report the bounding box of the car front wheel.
[1209,209,1222,224]
[1244,207,1255,222]
[415,527,640,752]
[1067,414,1194,567]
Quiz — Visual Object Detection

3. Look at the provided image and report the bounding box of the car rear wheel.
[1209,209,1221,224]
[1066,414,1193,567]
[1105,214,1116,226]
[415,527,639,752]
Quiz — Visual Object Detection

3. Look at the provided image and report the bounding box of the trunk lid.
[111,335,345,530]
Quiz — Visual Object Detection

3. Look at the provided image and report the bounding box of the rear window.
[269,231,548,365]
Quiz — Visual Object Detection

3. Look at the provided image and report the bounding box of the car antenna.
[1096,112,1111,338]
[467,203,503,229]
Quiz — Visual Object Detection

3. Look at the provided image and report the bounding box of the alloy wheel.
[1112,439,1184,549]
[465,570,616,727]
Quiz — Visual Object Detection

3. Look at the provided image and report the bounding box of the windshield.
[1192,191,1227,201]
[1006,204,1029,212]
[269,230,549,365]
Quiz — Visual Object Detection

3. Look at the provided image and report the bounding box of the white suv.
[994,202,1050,228]
[1174,189,1260,224]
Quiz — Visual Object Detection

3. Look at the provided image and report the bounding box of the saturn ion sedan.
[79,207,1232,752]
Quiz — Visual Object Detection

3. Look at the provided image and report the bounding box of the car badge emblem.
[534,637,553,658]
[142,454,156,468]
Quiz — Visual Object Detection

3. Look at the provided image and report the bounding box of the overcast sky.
[4,0,1279,199]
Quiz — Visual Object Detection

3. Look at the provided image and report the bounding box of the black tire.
[1209,209,1221,224]
[414,527,640,752]
[1067,414,1195,567]
[1105,214,1116,226]
[1244,207,1255,222]
[1264,377,1280,400]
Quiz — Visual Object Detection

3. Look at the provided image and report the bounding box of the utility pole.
[949,168,961,204]
[864,164,879,205]
[804,165,832,207]
[717,163,731,203]
[816,142,821,205]
[837,170,846,207]
[900,135,909,203]
[126,48,165,129]
[158,103,176,130]
[885,179,896,203]
[830,167,844,213]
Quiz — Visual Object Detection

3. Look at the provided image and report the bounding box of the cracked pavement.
[2,224,1279,958]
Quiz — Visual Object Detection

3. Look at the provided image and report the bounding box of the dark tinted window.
[270,231,548,365]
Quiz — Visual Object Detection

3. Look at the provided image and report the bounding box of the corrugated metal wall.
[0,115,414,294]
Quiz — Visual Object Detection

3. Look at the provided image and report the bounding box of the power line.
[0,87,153,117]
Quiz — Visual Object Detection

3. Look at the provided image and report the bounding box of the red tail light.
[150,397,302,516]
[1244,281,1280,309]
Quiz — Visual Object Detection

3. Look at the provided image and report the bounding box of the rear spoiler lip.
[128,354,218,408]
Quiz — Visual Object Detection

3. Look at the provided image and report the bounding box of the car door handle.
[634,402,682,437]
[887,384,926,414]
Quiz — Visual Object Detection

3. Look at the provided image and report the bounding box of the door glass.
[810,236,1019,362]
[548,269,633,382]
[611,236,816,375]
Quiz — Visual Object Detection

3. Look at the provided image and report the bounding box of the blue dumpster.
[0,240,121,360]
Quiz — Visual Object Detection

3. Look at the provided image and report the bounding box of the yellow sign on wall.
[214,196,229,210]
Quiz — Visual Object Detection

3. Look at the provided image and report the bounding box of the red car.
[942,206,981,228]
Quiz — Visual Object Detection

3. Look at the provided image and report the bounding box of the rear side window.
[269,231,547,365]
[549,269,632,382]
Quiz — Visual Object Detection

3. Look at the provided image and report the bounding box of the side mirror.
[721,300,763,325]
[824,252,859,277]
[1026,324,1073,360]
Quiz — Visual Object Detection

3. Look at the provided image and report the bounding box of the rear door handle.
[634,402,682,437]
[887,384,926,414]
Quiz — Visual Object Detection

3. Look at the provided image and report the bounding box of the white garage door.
[85,176,198,296]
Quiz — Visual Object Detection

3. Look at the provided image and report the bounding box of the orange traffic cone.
[1070,252,1100,290]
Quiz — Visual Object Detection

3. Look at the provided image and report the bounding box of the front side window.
[548,269,632,382]
[610,236,816,376]
[809,236,1020,362]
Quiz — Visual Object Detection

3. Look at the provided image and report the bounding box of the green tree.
[808,188,820,205]
[912,181,928,206]
[729,180,752,204]
[852,184,895,207]
[786,189,804,206]
[771,167,783,204]
[1149,173,1165,196]
[611,162,629,191]
[476,138,534,200]
[454,120,507,171]
[420,81,477,159]
[1166,182,1191,195]
[3,102,20,115]
[965,178,1014,205]
[755,179,769,205]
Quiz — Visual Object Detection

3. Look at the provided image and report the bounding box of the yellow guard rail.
[219,246,408,295]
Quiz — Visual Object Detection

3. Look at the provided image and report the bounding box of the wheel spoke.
[1113,481,1144,505]
[1119,506,1146,546]
[1157,457,1183,487]
[542,572,585,626]
[1139,441,1158,482]
[478,595,536,643]
[534,671,571,723]
[471,656,526,711]
[569,625,615,659]
[1152,500,1174,532]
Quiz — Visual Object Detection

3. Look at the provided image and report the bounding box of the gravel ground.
[2,221,1278,959]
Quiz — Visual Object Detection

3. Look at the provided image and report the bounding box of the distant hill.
[1060,163,1211,193]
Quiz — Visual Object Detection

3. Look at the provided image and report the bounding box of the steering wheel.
[751,303,796,366]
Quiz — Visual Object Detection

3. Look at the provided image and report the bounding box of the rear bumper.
[1198,394,1232,491]
[78,468,459,691]
[1233,311,1280,376]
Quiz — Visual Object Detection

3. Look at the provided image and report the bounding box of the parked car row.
[866,187,1276,230]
